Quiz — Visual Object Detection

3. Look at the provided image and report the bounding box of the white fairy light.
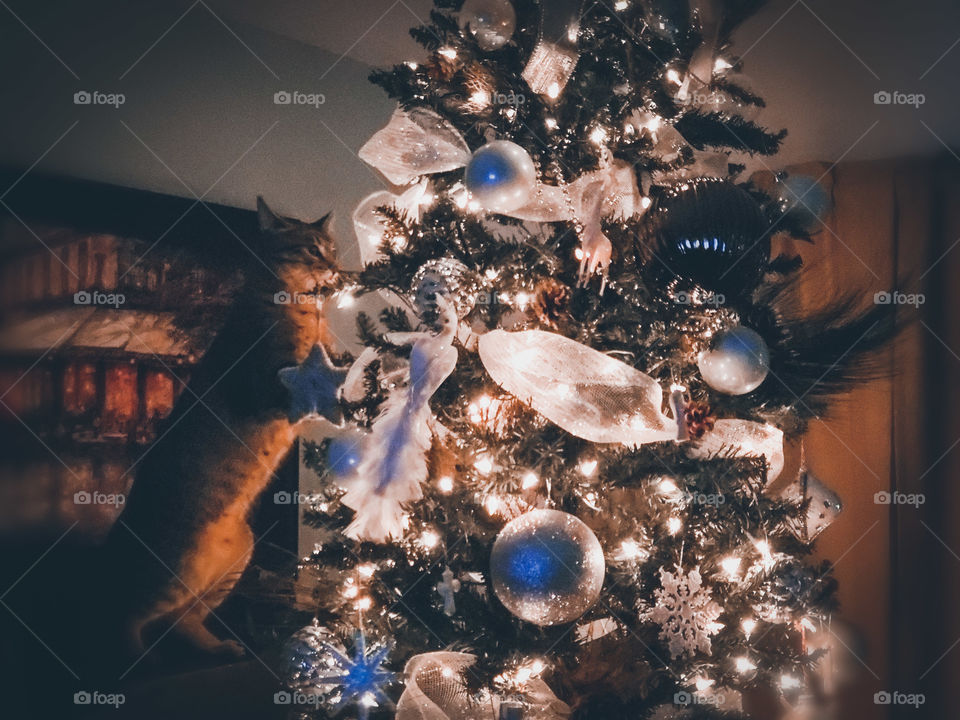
[617,538,647,561]
[714,57,733,72]
[658,477,679,495]
[546,82,561,99]
[474,455,494,474]
[734,657,756,673]
[470,89,491,107]
[437,475,454,493]
[754,538,776,570]
[667,516,683,535]
[504,107,517,120]
[438,47,457,59]
[666,68,683,85]
[356,596,373,611]
[514,290,531,309]
[589,126,609,145]
[579,458,598,477]
[484,495,503,515]
[720,555,742,578]
[360,691,378,707]
[641,196,652,210]
[781,674,802,690]
[420,529,440,549]
[695,677,715,692]
[614,0,629,9]
[343,584,359,599]
[800,617,817,632]
[336,290,356,309]
[545,117,558,130]
[485,268,499,280]
[521,471,539,490]
[357,563,376,579]
[406,61,418,70]
[741,617,757,638]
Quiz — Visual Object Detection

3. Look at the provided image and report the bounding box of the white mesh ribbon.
[478,330,677,446]
[507,161,642,223]
[395,652,571,720]
[688,419,785,482]
[359,107,471,186]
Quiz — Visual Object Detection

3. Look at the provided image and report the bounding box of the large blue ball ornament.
[777,174,831,232]
[698,326,770,395]
[464,140,537,214]
[490,509,605,626]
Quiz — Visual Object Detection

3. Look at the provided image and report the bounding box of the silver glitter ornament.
[490,509,605,626]
[411,258,479,323]
[698,326,770,395]
[461,0,517,51]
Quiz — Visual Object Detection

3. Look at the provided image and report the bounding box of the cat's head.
[255,196,340,298]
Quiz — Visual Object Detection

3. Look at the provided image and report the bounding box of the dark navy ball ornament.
[464,140,536,214]
[646,178,770,294]
[490,509,605,626]
[325,430,365,481]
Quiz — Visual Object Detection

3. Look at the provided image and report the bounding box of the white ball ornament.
[464,140,537,214]
[698,326,770,395]
[461,0,517,51]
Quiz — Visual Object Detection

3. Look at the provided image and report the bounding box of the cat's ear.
[311,212,334,233]
[257,196,291,232]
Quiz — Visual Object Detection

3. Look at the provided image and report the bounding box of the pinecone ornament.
[683,401,715,440]
[532,278,571,328]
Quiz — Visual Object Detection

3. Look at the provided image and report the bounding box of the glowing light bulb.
[545,117,558,130]
[741,618,757,637]
[546,82,561,99]
[641,196,652,210]
[420,530,440,549]
[485,268,499,280]
[343,585,359,599]
[589,126,608,145]
[666,68,683,85]
[530,659,545,674]
[438,47,457,60]
[521,471,539,490]
[485,495,504,515]
[357,563,376,579]
[356,596,373,611]
[579,459,598,477]
[667,516,683,535]
[406,62,418,70]
[720,556,742,578]
[474,455,493,474]
[781,674,801,690]
[734,657,756,673]
[470,89,490,106]
[695,677,715,692]
[438,475,454,493]
[618,538,646,561]
[714,57,733,72]
[336,291,356,309]
[658,478,679,495]
[614,0,629,9]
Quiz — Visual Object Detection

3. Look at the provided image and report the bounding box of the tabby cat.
[106,197,340,657]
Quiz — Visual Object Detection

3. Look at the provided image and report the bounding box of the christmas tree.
[285,1,892,718]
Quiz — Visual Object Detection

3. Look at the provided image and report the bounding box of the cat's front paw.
[214,639,246,658]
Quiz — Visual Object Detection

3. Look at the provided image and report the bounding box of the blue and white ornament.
[324,429,366,481]
[698,326,770,395]
[461,0,517,51]
[464,140,537,214]
[777,174,831,232]
[490,508,605,626]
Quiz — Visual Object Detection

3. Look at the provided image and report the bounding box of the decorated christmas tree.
[283,1,892,718]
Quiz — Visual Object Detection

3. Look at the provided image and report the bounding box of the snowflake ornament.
[314,629,397,720]
[647,566,723,659]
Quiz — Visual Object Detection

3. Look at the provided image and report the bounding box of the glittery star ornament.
[313,629,398,720]
[278,344,348,423]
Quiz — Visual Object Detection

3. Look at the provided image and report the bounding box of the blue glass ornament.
[325,431,364,480]
[698,326,770,395]
[277,344,348,423]
[490,509,604,626]
[464,140,537,214]
[777,174,832,232]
